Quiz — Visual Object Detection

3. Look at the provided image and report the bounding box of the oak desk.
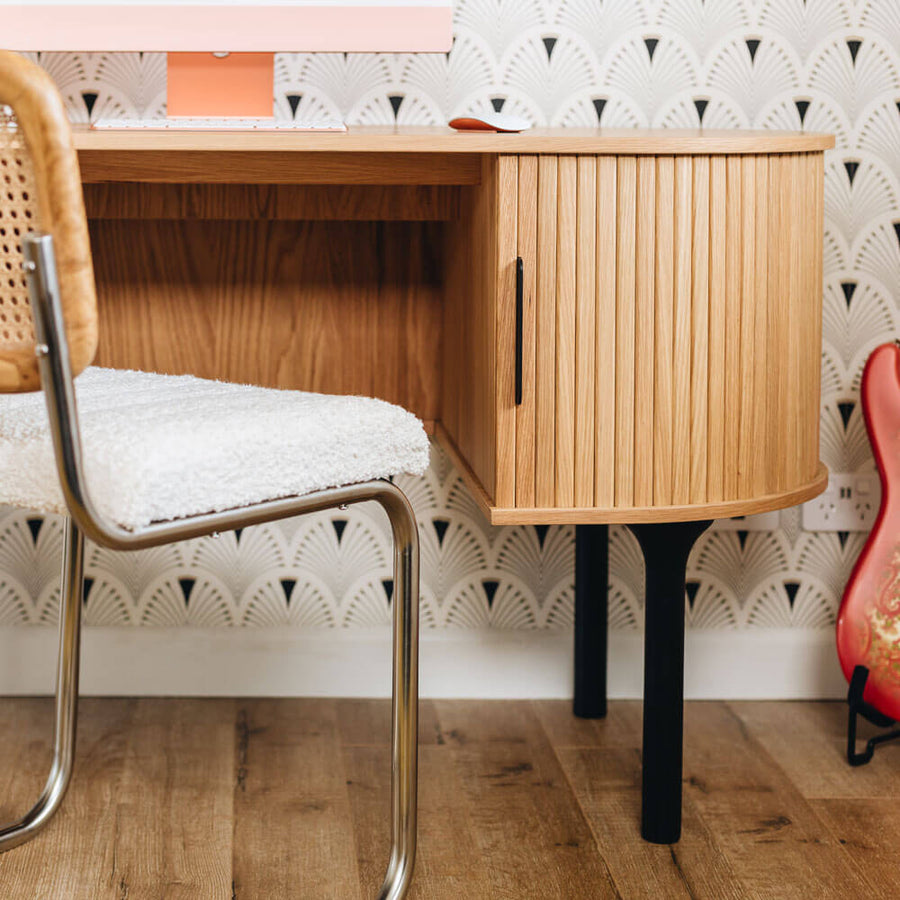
[73,125,834,843]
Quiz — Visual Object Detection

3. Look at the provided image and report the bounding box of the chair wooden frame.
[0,52,420,900]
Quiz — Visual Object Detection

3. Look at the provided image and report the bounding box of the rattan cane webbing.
[0,107,40,351]
[0,51,98,392]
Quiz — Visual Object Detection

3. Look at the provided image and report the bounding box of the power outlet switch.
[801,473,880,532]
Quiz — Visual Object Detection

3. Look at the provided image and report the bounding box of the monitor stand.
[167,53,275,118]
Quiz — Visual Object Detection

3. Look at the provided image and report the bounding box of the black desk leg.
[627,520,712,844]
[573,523,608,719]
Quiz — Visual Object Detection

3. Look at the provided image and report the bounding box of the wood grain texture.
[71,125,836,156]
[634,156,656,508]
[232,700,361,900]
[555,157,577,508]
[723,155,743,502]
[738,155,757,497]
[706,156,727,503]
[515,157,538,508]
[81,139,828,524]
[614,157,637,508]
[480,150,827,523]
[534,155,558,508]
[574,157,596,508]
[593,157,617,509]
[83,183,460,221]
[493,157,519,508]
[460,462,828,525]
[109,699,235,899]
[93,218,443,419]
[432,701,619,899]
[672,156,693,506]
[442,158,499,497]
[0,697,882,900]
[689,156,710,504]
[79,150,483,186]
[653,156,675,508]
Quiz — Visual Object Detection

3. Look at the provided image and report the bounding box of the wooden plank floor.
[0,699,894,898]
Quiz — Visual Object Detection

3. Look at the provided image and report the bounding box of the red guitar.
[837,342,900,762]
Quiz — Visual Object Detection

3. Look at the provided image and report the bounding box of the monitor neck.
[167,53,275,118]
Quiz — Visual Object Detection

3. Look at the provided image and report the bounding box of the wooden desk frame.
[74,125,834,844]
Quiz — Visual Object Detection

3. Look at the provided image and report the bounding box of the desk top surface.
[72,125,835,155]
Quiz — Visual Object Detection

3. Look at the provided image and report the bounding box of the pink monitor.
[0,1,453,53]
[0,0,453,117]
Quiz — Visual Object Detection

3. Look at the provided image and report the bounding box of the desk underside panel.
[91,219,443,420]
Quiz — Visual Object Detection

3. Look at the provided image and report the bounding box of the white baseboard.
[0,626,847,700]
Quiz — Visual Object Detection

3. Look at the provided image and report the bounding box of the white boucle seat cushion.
[0,367,429,530]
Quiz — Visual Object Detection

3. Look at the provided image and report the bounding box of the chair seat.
[0,367,429,530]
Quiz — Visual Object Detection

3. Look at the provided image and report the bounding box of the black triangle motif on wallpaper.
[281,579,296,606]
[179,578,195,607]
[838,401,855,429]
[841,281,857,307]
[26,517,43,543]
[685,581,701,609]
[784,581,800,609]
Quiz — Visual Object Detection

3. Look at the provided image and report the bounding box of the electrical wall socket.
[801,473,881,532]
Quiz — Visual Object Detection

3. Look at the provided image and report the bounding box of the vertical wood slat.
[575,157,596,507]
[653,157,675,507]
[615,157,637,508]
[515,156,538,508]
[787,152,804,488]
[535,155,558,507]
[810,152,825,481]
[556,157,577,507]
[796,153,812,484]
[594,157,617,508]
[723,156,742,500]
[738,155,757,497]
[751,156,770,495]
[707,156,727,502]
[768,155,790,494]
[690,156,710,505]
[494,156,518,507]
[672,156,692,506]
[634,156,656,507]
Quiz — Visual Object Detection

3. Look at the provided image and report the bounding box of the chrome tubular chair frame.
[0,234,420,900]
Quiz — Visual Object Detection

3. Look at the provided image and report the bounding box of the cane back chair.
[0,50,424,900]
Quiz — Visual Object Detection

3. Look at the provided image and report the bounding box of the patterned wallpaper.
[2,0,899,634]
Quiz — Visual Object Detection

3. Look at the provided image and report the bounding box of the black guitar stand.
[847,665,900,766]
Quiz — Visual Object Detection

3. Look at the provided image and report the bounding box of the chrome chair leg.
[0,517,83,852]
[375,487,420,900]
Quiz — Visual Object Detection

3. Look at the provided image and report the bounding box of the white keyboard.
[91,117,347,132]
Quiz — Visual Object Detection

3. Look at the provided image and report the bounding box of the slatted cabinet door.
[442,149,828,526]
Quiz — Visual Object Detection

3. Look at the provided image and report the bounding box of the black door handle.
[515,256,523,406]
